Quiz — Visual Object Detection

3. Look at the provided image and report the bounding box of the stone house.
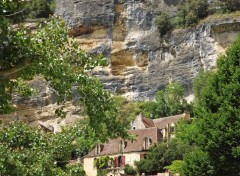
[83,113,190,176]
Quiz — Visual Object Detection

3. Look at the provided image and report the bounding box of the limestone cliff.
[1,1,240,127]
[55,0,240,101]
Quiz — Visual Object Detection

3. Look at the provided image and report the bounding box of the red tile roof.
[142,117,155,128]
[153,113,190,129]
[85,113,190,158]
[86,127,162,157]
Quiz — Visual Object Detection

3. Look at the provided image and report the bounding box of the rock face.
[2,1,240,126]
[0,77,83,131]
[55,0,240,101]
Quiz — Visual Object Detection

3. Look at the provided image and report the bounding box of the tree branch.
[5,8,27,17]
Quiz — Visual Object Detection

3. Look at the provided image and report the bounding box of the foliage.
[164,160,184,175]
[177,0,208,26]
[94,156,112,176]
[0,1,130,142]
[0,122,65,175]
[112,96,142,127]
[124,164,137,175]
[140,82,192,118]
[94,156,112,169]
[0,120,100,175]
[154,13,172,36]
[219,0,240,12]
[171,35,240,176]
[175,119,198,146]
[135,139,191,174]
[182,148,213,176]
[26,0,54,19]
[66,163,86,176]
[0,1,130,174]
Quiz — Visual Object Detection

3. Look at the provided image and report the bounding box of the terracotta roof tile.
[142,117,155,128]
[153,113,190,129]
[86,127,161,157]
[86,113,190,158]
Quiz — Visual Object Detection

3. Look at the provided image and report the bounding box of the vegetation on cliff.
[155,0,240,33]
[113,82,192,121]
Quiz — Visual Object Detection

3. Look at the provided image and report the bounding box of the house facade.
[84,113,190,176]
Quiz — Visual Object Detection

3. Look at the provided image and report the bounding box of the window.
[95,144,104,154]
[114,156,125,168]
[143,137,152,150]
[170,126,175,133]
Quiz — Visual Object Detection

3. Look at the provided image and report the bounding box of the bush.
[66,163,86,176]
[140,82,192,119]
[124,164,137,175]
[219,0,240,12]
[26,0,55,19]
[135,139,191,174]
[154,13,172,36]
[177,0,208,27]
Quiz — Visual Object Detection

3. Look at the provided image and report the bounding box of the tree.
[94,156,112,176]
[66,163,85,176]
[0,121,92,175]
[135,139,191,175]
[26,0,53,18]
[140,82,192,119]
[154,13,172,36]
[177,0,208,26]
[0,1,131,173]
[124,164,137,175]
[175,35,240,176]
[0,1,129,141]
[182,148,214,176]
[112,96,142,127]
[219,0,240,12]
[0,122,64,175]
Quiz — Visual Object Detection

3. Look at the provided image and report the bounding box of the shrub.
[154,13,172,36]
[219,0,240,12]
[26,0,55,19]
[124,164,137,175]
[66,163,86,176]
[177,0,208,27]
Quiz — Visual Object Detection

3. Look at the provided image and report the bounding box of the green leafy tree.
[219,0,240,12]
[182,148,213,176]
[26,0,53,19]
[164,160,185,176]
[0,121,93,175]
[124,164,137,175]
[94,156,112,176]
[66,163,85,176]
[0,1,130,174]
[141,82,191,118]
[112,96,142,127]
[0,1,129,141]
[177,0,208,26]
[0,122,65,175]
[174,35,240,176]
[135,139,191,175]
[154,13,172,36]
